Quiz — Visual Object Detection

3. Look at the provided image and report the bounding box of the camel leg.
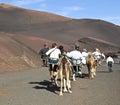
[53,71,59,87]
[50,71,53,82]
[93,69,96,77]
[66,70,72,93]
[63,78,67,92]
[91,71,94,79]
[59,70,63,96]
[73,73,76,81]
[68,80,71,89]
[70,65,76,81]
[88,67,91,79]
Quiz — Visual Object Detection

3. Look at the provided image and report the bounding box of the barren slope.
[0,3,120,72]
[0,32,41,73]
[0,3,120,48]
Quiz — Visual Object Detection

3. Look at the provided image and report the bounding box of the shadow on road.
[29,80,60,95]
[81,73,89,78]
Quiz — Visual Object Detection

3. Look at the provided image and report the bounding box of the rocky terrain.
[0,3,120,72]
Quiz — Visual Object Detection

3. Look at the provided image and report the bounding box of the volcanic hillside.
[0,3,120,72]
[0,3,120,51]
[0,32,41,73]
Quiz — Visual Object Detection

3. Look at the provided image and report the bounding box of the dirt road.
[0,63,120,105]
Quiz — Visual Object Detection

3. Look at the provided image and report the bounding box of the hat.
[83,48,87,52]
[95,48,99,51]
[44,43,47,47]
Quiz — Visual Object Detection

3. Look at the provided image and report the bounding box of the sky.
[0,0,120,26]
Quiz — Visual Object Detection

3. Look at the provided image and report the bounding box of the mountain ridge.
[0,3,120,72]
[0,4,120,47]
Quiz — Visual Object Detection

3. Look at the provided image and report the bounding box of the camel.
[57,55,73,96]
[86,53,97,79]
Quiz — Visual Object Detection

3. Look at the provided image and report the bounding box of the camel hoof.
[90,77,94,79]
[63,89,68,93]
[73,79,76,81]
[59,92,63,96]
[69,90,72,93]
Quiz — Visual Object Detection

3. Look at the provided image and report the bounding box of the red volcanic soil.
[11,34,71,52]
[77,37,120,53]
[0,32,41,73]
[0,32,71,73]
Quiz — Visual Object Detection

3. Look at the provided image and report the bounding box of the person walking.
[106,56,114,72]
[39,43,49,67]
[46,43,61,81]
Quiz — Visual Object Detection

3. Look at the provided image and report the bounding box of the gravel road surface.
[0,63,120,105]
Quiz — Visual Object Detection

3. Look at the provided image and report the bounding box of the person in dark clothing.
[39,44,49,67]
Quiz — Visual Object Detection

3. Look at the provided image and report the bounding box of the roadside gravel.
[0,63,120,105]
